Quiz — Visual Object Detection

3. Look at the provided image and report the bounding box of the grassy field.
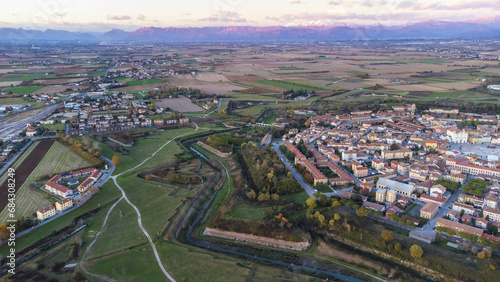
[127,78,162,86]
[278,66,302,70]
[0,73,57,82]
[39,122,66,131]
[263,112,277,124]
[346,71,367,76]
[358,58,448,64]
[233,82,275,92]
[3,86,45,94]
[284,80,325,88]
[0,141,93,222]
[419,78,457,83]
[253,79,318,91]
[225,203,266,221]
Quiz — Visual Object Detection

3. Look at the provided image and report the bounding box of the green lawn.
[419,78,457,83]
[263,112,277,124]
[284,192,308,204]
[39,122,66,131]
[225,203,266,221]
[4,86,45,94]
[0,97,44,107]
[252,79,321,92]
[127,79,162,86]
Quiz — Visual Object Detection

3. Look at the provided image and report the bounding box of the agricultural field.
[126,78,162,86]
[3,86,46,94]
[155,96,204,112]
[252,79,322,92]
[0,73,57,82]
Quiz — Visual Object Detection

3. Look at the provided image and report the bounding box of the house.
[362,201,386,212]
[402,215,420,226]
[447,210,461,222]
[360,182,373,192]
[26,126,37,137]
[420,194,447,206]
[436,217,483,237]
[420,202,439,219]
[55,198,73,211]
[430,184,447,197]
[462,214,473,224]
[154,119,164,126]
[372,159,385,171]
[354,165,368,177]
[37,206,56,220]
[179,117,189,124]
[260,134,272,146]
[397,197,410,207]
[476,218,489,229]
[342,151,357,161]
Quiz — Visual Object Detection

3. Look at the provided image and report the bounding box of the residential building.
[483,207,500,223]
[452,202,475,215]
[37,206,56,220]
[55,198,73,211]
[386,190,397,203]
[376,188,387,203]
[484,192,498,209]
[476,218,489,229]
[430,184,447,197]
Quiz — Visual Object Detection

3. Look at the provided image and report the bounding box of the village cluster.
[281,104,500,244]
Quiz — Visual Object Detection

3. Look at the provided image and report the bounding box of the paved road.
[272,142,316,197]
[413,187,462,238]
[0,103,61,137]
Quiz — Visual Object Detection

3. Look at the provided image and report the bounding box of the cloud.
[396,0,500,11]
[199,11,247,23]
[328,0,342,5]
[137,14,146,21]
[107,15,132,21]
[53,12,67,18]
[290,0,302,4]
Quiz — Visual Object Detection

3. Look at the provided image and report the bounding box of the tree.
[394,243,402,253]
[332,201,340,208]
[355,207,368,217]
[410,244,423,259]
[477,249,491,260]
[390,143,399,150]
[112,155,120,166]
[318,214,326,224]
[246,190,256,200]
[219,205,230,214]
[145,175,151,181]
[306,198,317,210]
[381,230,394,242]
[487,224,498,235]
[334,213,341,221]
[218,109,227,119]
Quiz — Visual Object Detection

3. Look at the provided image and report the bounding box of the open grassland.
[0,73,57,82]
[85,200,148,259]
[284,80,325,88]
[126,78,162,86]
[3,86,45,94]
[253,79,321,91]
[278,66,302,70]
[224,203,266,221]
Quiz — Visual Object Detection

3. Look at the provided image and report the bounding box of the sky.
[1,0,499,32]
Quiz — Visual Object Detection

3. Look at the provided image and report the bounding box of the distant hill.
[1,19,500,42]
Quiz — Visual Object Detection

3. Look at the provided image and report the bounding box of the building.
[420,202,439,219]
[260,133,272,146]
[476,218,489,229]
[381,149,413,160]
[447,210,461,222]
[436,217,483,237]
[430,184,447,197]
[452,202,475,215]
[55,198,73,211]
[37,206,56,220]
[376,178,415,197]
[386,189,397,203]
[283,142,306,164]
[484,192,498,209]
[362,201,386,212]
[376,188,387,203]
[342,151,357,161]
[420,194,447,206]
[397,163,411,175]
[353,165,368,177]
[297,159,328,185]
[483,207,500,223]
[446,159,500,178]
[372,159,385,171]
[447,128,468,143]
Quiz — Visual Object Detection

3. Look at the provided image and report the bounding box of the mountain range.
[1,19,500,42]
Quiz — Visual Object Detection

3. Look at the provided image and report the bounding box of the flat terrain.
[155,96,204,112]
